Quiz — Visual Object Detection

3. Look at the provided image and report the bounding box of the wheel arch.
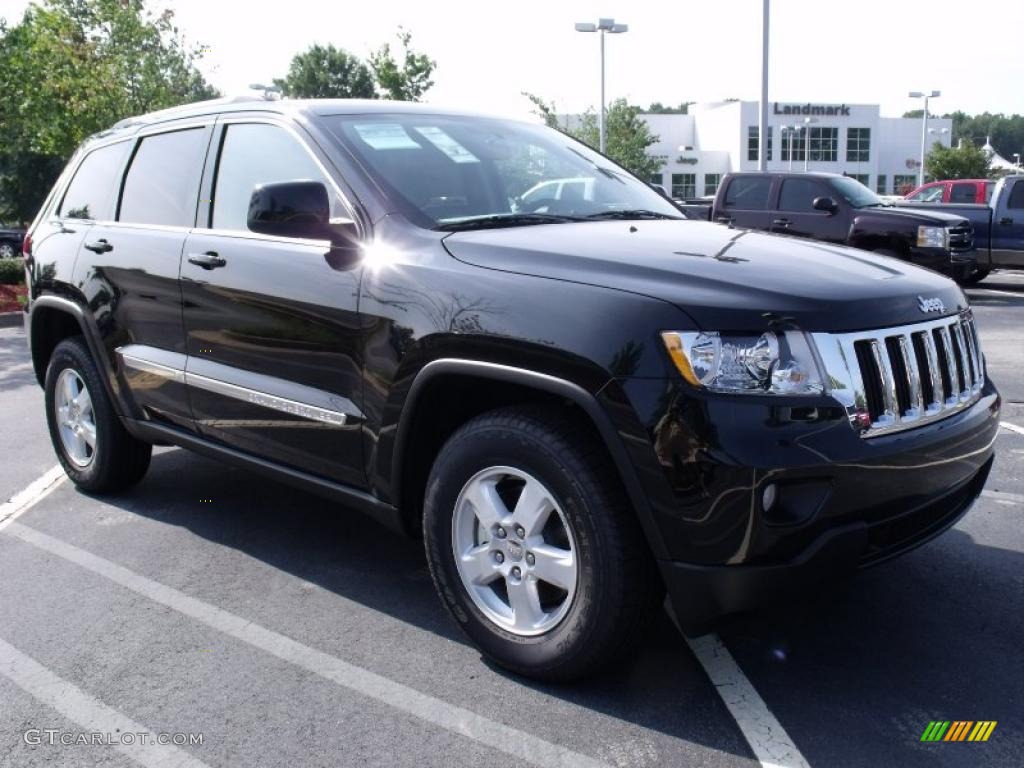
[388,358,669,559]
[28,296,126,416]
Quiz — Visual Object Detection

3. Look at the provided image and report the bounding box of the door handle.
[999,217,1013,225]
[187,251,226,269]
[84,239,113,253]
[715,216,734,225]
[772,218,791,227]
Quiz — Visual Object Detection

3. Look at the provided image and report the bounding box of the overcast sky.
[1,0,1021,121]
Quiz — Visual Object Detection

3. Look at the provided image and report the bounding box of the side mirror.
[648,182,671,200]
[247,180,333,240]
[812,196,838,213]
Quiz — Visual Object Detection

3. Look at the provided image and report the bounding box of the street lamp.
[801,117,818,173]
[780,125,796,171]
[909,90,941,186]
[575,17,628,154]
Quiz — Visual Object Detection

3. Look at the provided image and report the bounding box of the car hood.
[857,205,968,226]
[442,220,968,332]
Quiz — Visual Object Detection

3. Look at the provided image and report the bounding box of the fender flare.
[28,294,129,417]
[392,358,669,559]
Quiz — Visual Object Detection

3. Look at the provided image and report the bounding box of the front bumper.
[610,376,1000,626]
[909,244,977,277]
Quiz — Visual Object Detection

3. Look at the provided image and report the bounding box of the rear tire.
[44,337,151,492]
[423,405,659,681]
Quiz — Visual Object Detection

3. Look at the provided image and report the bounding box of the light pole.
[759,0,770,172]
[802,117,817,172]
[575,18,628,154]
[781,125,795,171]
[909,90,941,186]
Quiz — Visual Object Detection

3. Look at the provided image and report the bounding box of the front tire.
[44,337,152,492]
[959,267,991,286]
[423,405,658,681]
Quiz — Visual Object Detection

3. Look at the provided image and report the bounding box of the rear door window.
[722,177,772,210]
[58,142,131,220]
[119,128,209,227]
[950,183,977,204]
[1007,181,1024,210]
[777,178,828,212]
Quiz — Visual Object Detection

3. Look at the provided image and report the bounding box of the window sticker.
[414,126,480,164]
[353,123,422,150]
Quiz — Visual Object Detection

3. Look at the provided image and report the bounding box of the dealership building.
[640,100,953,198]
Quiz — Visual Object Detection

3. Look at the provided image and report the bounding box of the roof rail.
[109,93,281,131]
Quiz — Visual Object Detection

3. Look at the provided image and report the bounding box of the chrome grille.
[812,311,984,437]
[948,223,974,252]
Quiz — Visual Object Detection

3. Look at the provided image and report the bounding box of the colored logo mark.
[921,721,997,742]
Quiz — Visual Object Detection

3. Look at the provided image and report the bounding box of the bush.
[0,258,26,285]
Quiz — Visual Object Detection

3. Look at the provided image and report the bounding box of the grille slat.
[813,311,984,438]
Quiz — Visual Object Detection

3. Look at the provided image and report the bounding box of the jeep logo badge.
[918,296,945,314]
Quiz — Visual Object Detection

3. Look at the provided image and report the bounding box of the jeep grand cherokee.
[23,98,1000,680]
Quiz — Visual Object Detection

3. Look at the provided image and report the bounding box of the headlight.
[916,225,948,249]
[661,330,825,394]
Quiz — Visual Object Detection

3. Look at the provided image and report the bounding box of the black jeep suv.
[24,98,999,681]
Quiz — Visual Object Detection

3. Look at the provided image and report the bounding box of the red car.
[905,179,994,204]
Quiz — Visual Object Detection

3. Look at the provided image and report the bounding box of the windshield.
[830,176,885,208]
[328,114,682,229]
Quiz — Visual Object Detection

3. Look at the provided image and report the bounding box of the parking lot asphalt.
[1,273,1022,768]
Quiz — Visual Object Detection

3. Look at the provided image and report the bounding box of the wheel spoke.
[530,544,575,591]
[463,477,508,530]
[56,405,71,426]
[512,477,553,536]
[459,544,499,586]
[508,577,545,631]
[70,431,87,460]
[74,386,93,417]
[79,420,97,450]
[62,373,76,404]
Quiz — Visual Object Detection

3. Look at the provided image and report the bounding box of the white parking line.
[4,519,610,768]
[1000,421,1024,437]
[0,636,212,768]
[685,634,811,768]
[0,465,66,532]
[981,489,1024,505]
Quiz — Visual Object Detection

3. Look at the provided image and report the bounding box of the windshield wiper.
[435,213,582,232]
[584,209,682,221]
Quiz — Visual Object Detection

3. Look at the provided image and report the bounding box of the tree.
[646,101,692,114]
[369,28,435,101]
[0,0,217,221]
[521,93,662,179]
[925,140,991,180]
[571,99,663,179]
[273,44,375,99]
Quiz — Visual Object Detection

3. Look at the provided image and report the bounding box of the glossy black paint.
[23,99,1001,625]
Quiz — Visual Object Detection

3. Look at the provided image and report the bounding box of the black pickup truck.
[24,99,998,680]
[682,172,977,281]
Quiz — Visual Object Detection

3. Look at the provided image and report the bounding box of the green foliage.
[0,0,217,221]
[0,258,26,285]
[646,101,691,114]
[521,93,662,179]
[925,140,991,181]
[571,100,663,179]
[369,28,435,102]
[273,44,375,99]
[904,110,1024,160]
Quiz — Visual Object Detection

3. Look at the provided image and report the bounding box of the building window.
[649,172,663,187]
[808,127,838,162]
[893,175,917,195]
[703,173,722,196]
[780,128,806,162]
[671,173,696,198]
[876,174,887,194]
[846,128,870,163]
[747,126,772,162]
[848,173,870,186]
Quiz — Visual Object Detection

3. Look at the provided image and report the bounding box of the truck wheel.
[959,268,991,286]
[423,405,659,681]
[44,337,151,492]
[0,242,15,259]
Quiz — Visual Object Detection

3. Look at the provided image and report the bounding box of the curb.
[0,311,24,328]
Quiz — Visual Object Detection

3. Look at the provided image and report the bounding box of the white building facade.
[643,100,953,199]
